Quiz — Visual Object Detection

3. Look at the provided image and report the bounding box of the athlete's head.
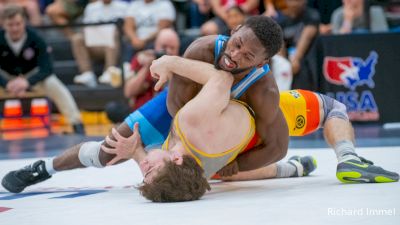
[215,16,283,75]
[138,149,210,202]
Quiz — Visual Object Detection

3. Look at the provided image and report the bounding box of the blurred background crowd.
[0,0,399,136]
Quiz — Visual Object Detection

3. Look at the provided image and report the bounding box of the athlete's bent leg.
[319,94,399,183]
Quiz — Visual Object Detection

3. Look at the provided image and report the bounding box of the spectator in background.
[226,6,246,32]
[71,0,128,87]
[0,5,85,134]
[275,0,319,76]
[189,0,212,28]
[263,0,286,18]
[46,0,90,38]
[106,28,180,123]
[0,0,42,26]
[201,0,259,35]
[123,0,176,63]
[331,0,388,34]
[307,0,342,34]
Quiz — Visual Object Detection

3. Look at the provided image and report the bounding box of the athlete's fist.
[150,55,174,91]
[217,160,239,177]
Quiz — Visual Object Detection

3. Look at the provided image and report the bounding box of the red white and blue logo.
[323,51,380,121]
[323,51,378,91]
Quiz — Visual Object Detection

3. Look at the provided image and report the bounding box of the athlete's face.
[215,26,268,75]
[139,149,183,183]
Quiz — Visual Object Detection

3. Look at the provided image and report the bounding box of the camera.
[154,50,166,59]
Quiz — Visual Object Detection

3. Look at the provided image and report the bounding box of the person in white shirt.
[123,0,176,63]
[71,0,128,87]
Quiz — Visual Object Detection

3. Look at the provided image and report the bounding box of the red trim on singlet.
[210,131,261,180]
[240,131,261,154]
[297,90,320,135]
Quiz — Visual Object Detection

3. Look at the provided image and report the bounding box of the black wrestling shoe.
[2,160,51,193]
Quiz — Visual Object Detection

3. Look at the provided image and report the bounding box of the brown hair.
[1,5,26,21]
[138,155,211,202]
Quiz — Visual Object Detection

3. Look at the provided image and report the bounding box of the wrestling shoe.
[2,160,51,193]
[336,155,399,183]
[289,155,317,177]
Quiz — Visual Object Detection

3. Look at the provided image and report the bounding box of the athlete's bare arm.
[167,36,217,116]
[151,55,233,119]
[235,75,289,171]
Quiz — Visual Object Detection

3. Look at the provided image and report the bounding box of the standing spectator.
[123,0,176,61]
[106,28,180,123]
[331,0,388,34]
[0,5,85,134]
[275,0,319,76]
[71,0,128,87]
[0,0,42,26]
[201,0,259,35]
[46,0,90,38]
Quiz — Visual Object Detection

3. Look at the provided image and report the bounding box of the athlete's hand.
[101,123,143,166]
[150,55,174,91]
[217,160,239,177]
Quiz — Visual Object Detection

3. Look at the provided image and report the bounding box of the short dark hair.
[243,16,283,59]
[1,5,26,21]
[138,155,210,202]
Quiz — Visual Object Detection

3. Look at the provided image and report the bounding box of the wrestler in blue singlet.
[124,35,270,149]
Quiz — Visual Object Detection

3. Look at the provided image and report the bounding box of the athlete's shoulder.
[245,72,279,101]
[251,71,278,91]
[183,35,218,62]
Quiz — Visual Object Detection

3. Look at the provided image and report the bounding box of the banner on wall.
[316,33,400,123]
[323,51,379,121]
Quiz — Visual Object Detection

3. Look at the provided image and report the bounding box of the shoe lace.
[358,156,374,165]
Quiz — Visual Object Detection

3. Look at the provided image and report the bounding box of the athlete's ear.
[231,24,242,35]
[256,57,270,68]
[170,152,183,165]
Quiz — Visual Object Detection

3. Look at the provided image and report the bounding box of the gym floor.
[0,125,399,225]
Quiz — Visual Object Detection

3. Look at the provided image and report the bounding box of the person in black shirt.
[274,0,320,76]
[0,5,85,134]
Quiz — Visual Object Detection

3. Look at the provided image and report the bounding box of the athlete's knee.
[320,94,349,122]
[78,141,104,168]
